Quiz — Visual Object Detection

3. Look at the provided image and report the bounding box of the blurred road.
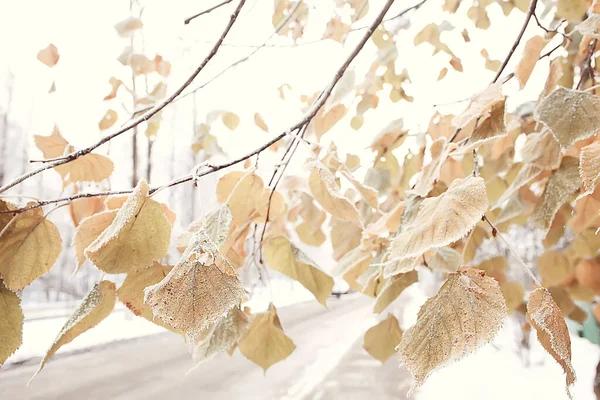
[0,294,411,400]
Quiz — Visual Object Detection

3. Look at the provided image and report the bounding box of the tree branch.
[0,0,247,195]
[184,0,233,25]
[492,0,538,83]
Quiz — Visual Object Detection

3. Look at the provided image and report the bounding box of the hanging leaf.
[521,130,561,170]
[144,230,245,341]
[295,221,326,246]
[370,119,406,154]
[409,137,452,196]
[536,87,600,149]
[537,251,572,287]
[0,281,23,365]
[414,23,453,55]
[374,271,418,314]
[34,127,114,187]
[453,83,503,128]
[530,157,581,233]
[363,314,403,363]
[238,304,295,372]
[0,201,62,291]
[558,0,590,22]
[515,36,545,89]
[425,246,461,273]
[73,209,117,269]
[527,287,576,397]
[264,236,334,306]
[114,17,143,36]
[104,77,122,101]
[191,306,251,364]
[314,104,347,139]
[496,163,543,206]
[341,169,379,210]
[254,113,269,132]
[98,109,118,130]
[85,180,171,274]
[462,98,507,152]
[397,268,507,393]
[309,162,361,225]
[580,140,600,195]
[31,281,116,380]
[331,218,362,260]
[37,44,59,67]
[391,176,488,259]
[222,112,240,131]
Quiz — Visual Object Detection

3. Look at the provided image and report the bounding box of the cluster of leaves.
[5,0,600,397]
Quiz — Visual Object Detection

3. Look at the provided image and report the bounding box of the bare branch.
[492,0,538,83]
[184,0,233,25]
[0,0,247,195]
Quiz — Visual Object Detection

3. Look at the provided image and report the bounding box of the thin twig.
[492,0,538,83]
[0,0,247,195]
[184,0,233,24]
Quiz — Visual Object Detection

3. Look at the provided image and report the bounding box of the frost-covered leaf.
[580,140,600,195]
[341,169,379,210]
[0,281,23,365]
[521,130,561,170]
[73,209,117,270]
[37,44,59,67]
[391,176,488,259]
[527,287,576,397]
[264,237,333,306]
[538,251,571,287]
[425,246,461,273]
[180,205,233,252]
[536,87,600,149]
[331,218,362,260]
[191,306,250,365]
[0,201,62,291]
[453,83,503,128]
[144,230,245,341]
[309,162,361,225]
[363,314,403,363]
[238,304,295,372]
[381,255,419,279]
[86,180,171,274]
[531,157,581,233]
[374,271,418,314]
[397,268,507,393]
[574,13,600,37]
[515,36,545,89]
[409,137,452,196]
[117,262,176,331]
[34,127,114,187]
[462,98,507,152]
[32,281,116,380]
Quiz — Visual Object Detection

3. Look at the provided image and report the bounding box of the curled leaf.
[73,209,117,269]
[374,271,418,314]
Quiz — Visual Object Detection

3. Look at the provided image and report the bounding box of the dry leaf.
[331,218,362,260]
[521,130,561,170]
[527,287,576,397]
[0,281,23,365]
[295,221,326,246]
[538,251,572,287]
[309,163,361,225]
[409,137,452,196]
[264,237,333,306]
[68,196,106,227]
[391,176,488,259]
[145,230,245,340]
[374,271,418,314]
[98,109,118,130]
[425,246,461,273]
[34,127,114,187]
[314,104,347,139]
[73,209,117,269]
[397,268,507,393]
[363,314,403,363]
[192,306,250,364]
[462,99,507,152]
[0,202,62,291]
[238,304,295,372]
[531,157,581,233]
[515,36,545,89]
[32,281,116,380]
[222,112,240,131]
[496,163,543,206]
[453,83,503,128]
[114,17,143,36]
[501,282,525,312]
[580,140,600,195]
[37,44,59,67]
[254,113,268,132]
[370,119,406,154]
[341,169,379,210]
[414,23,453,55]
[86,180,171,274]
[536,87,600,150]
[117,262,176,331]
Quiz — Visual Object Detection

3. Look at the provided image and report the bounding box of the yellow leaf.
[98,109,118,130]
[374,271,418,314]
[144,229,245,340]
[496,163,543,206]
[295,221,326,246]
[538,251,572,287]
[32,281,116,380]
[309,163,361,225]
[527,287,576,396]
[85,180,171,274]
[365,201,404,236]
[0,202,62,291]
[473,256,507,286]
[323,16,350,43]
[370,119,406,154]
[130,54,154,75]
[425,246,461,273]
[414,23,453,55]
[238,304,295,372]
[580,140,600,195]
[531,157,581,234]
[0,281,23,365]
[34,127,114,187]
[397,268,507,393]
[462,98,507,152]
[216,171,245,203]
[536,87,600,150]
[114,17,143,36]
[331,218,362,260]
[557,0,588,21]
[341,169,379,210]
[264,236,333,306]
[391,176,488,259]
[117,262,177,331]
[409,137,452,197]
[192,306,250,365]
[515,36,545,89]
[222,112,240,131]
[453,83,503,128]
[227,172,265,224]
[73,209,117,269]
[467,4,490,29]
[37,44,59,67]
[501,282,525,312]
[363,314,403,363]
[521,130,561,170]
[437,68,448,81]
[254,113,268,132]
[570,191,600,233]
[314,104,347,139]
[572,228,600,258]
[68,196,106,227]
